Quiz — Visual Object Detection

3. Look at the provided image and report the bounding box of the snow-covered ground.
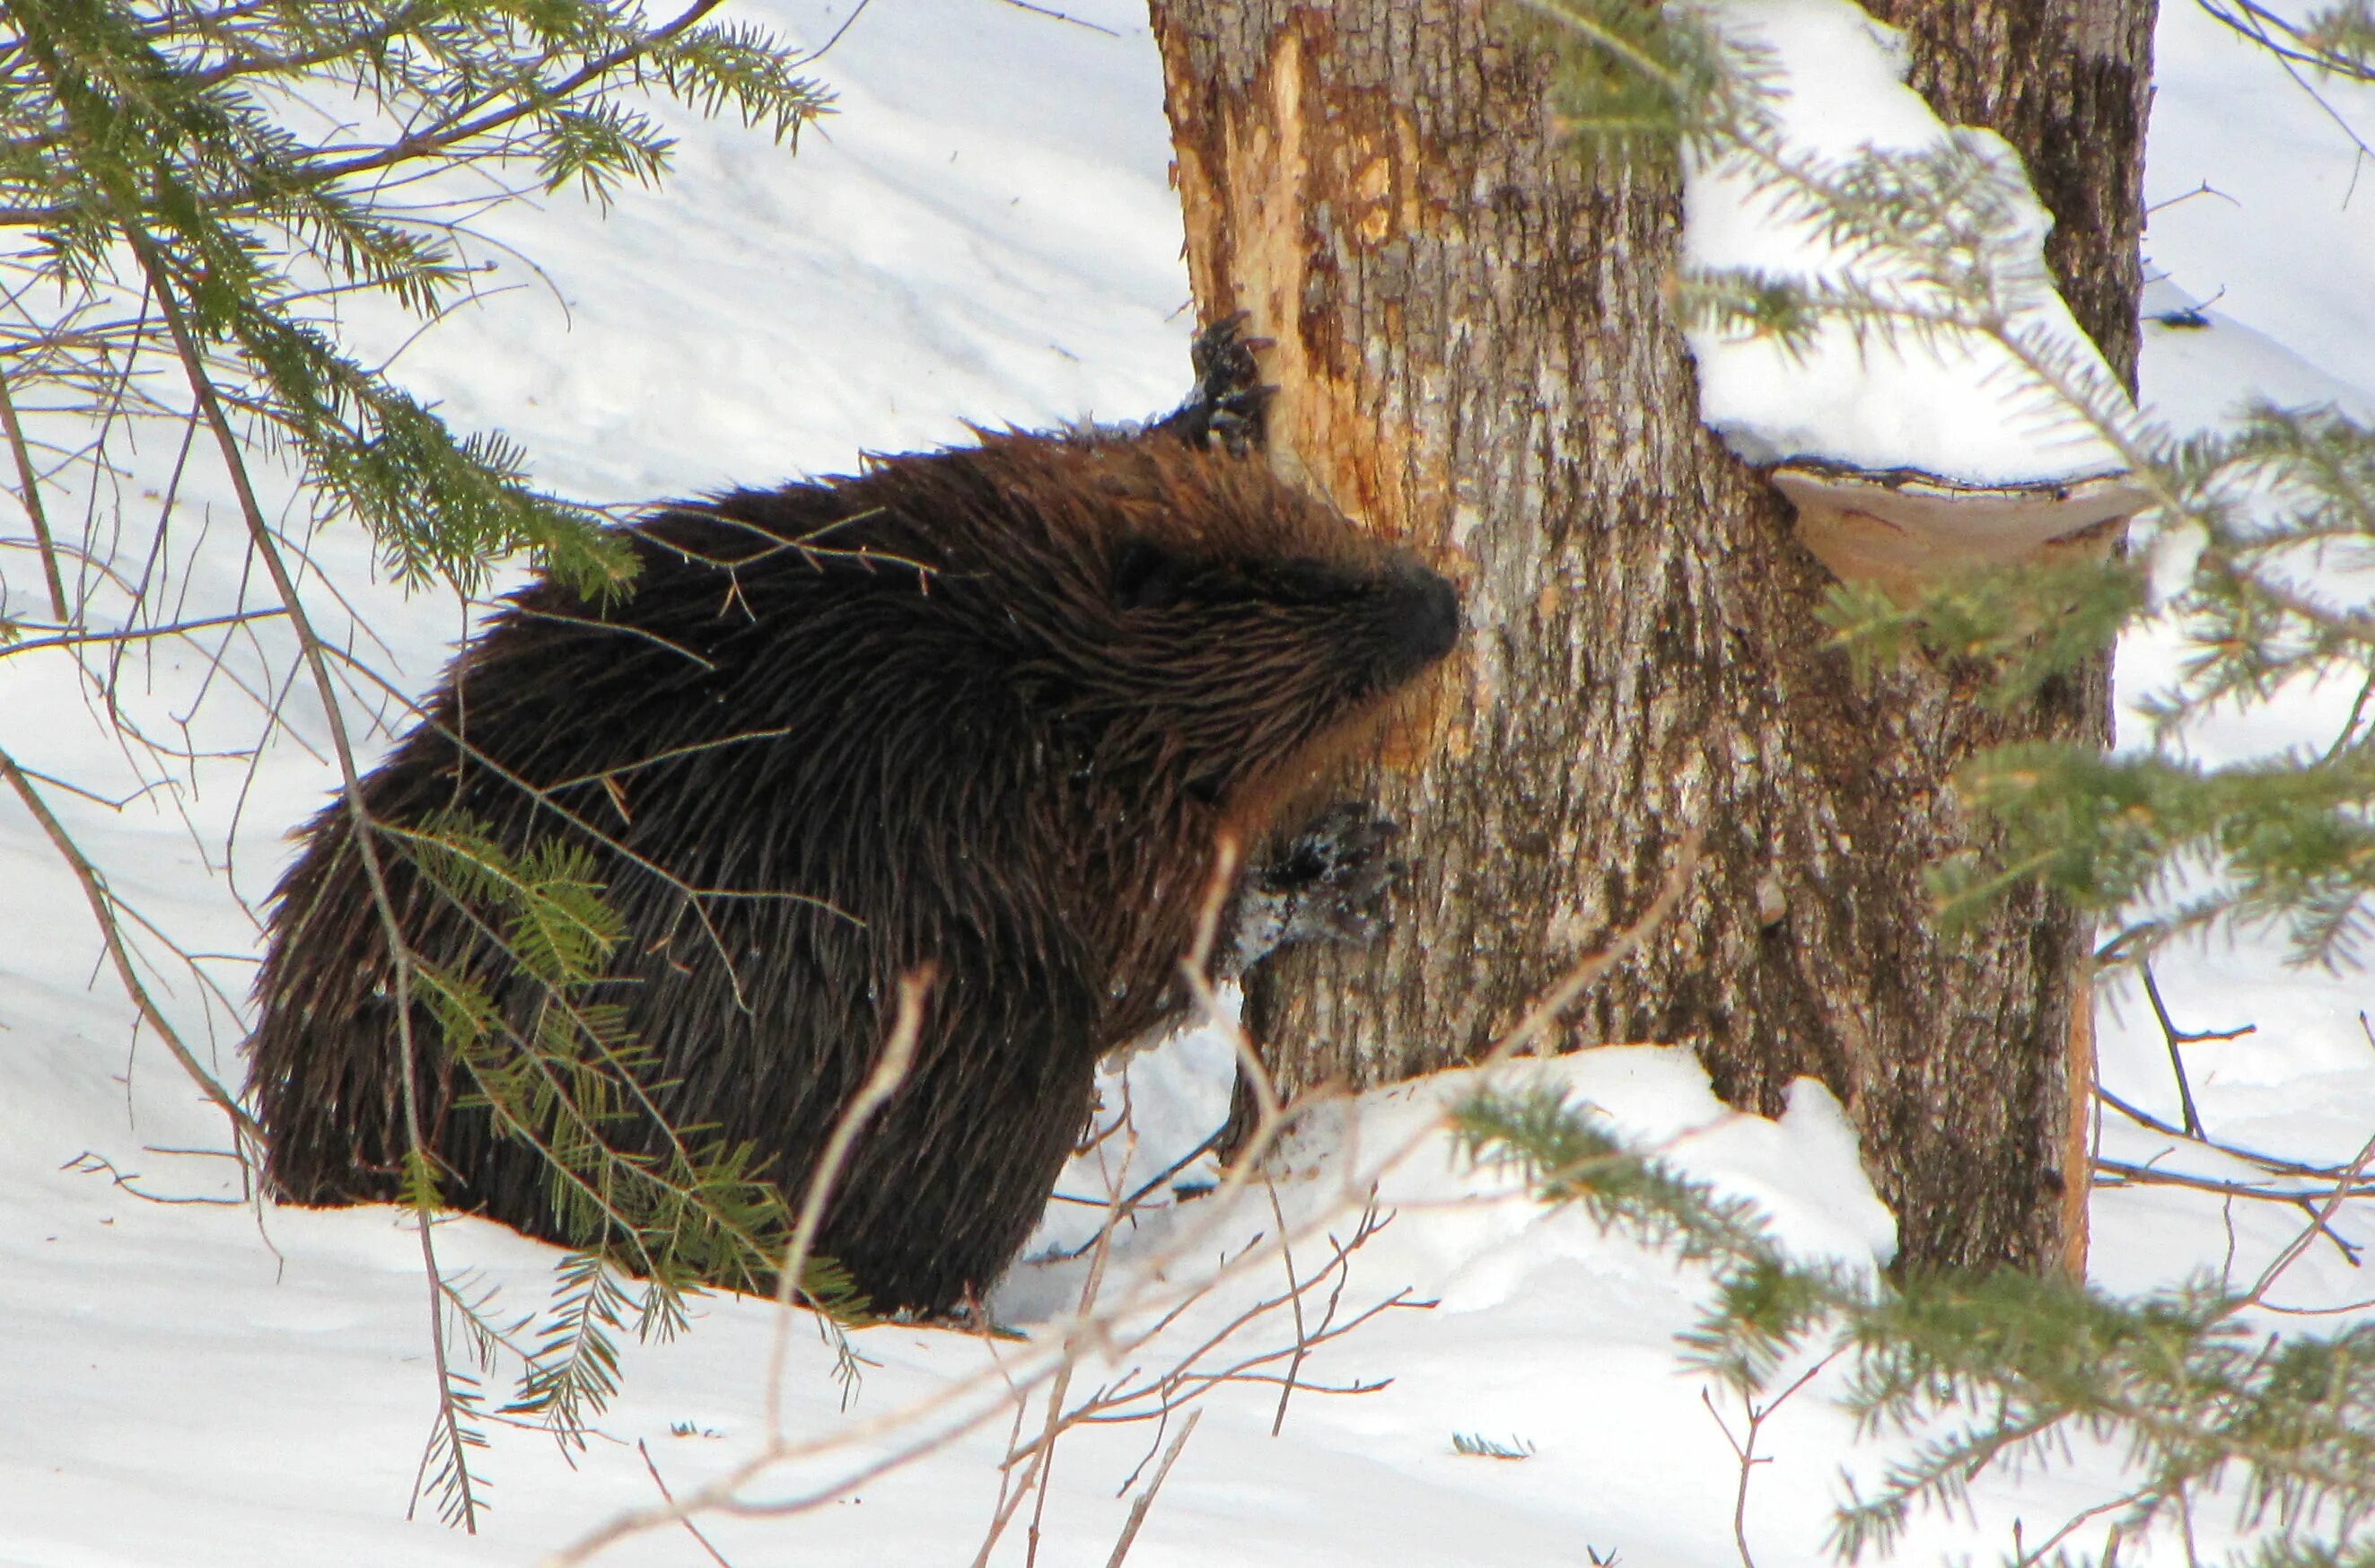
[2,0,2372,1564]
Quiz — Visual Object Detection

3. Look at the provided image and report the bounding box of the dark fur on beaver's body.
[248,358,1459,1314]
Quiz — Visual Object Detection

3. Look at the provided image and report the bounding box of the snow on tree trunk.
[1867,0,2155,391]
[1150,0,2152,1275]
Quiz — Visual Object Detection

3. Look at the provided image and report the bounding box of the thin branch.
[1102,1409,1201,1568]
[1266,1180,1309,1437]
[764,972,927,1439]
[557,796,1680,1562]
[2093,1157,2375,1205]
[0,746,259,1147]
[2239,1128,2375,1309]
[122,214,481,1526]
[635,1441,738,1568]
[0,607,289,659]
[0,358,68,619]
[2137,961,2256,1138]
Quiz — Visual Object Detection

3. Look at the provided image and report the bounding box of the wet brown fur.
[246,425,1458,1313]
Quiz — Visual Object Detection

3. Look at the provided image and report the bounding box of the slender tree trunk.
[1149,0,2152,1275]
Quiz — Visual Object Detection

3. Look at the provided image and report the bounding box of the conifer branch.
[3,0,851,1527]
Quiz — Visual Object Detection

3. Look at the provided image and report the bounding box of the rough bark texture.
[1149,0,2152,1275]
[1865,0,2156,390]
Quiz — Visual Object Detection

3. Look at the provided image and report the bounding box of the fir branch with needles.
[1455,1086,2375,1565]
[1528,0,2375,974]
[0,0,843,1529]
[1495,18,2375,1557]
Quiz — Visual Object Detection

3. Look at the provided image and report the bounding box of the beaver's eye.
[1255,558,1355,604]
[1112,537,1194,610]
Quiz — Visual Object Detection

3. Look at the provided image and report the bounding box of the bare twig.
[555,810,1687,1564]
[0,748,259,1147]
[2239,1129,2375,1310]
[2137,962,2255,1139]
[42,154,478,1514]
[2095,1156,2375,1205]
[1266,1180,1309,1437]
[2094,1083,2375,1267]
[1102,1409,1201,1568]
[59,1149,244,1204]
[2195,0,2375,160]
[996,0,1126,36]
[1701,1353,1838,1568]
[0,359,69,619]
[2014,1478,2160,1567]
[981,1115,1142,1568]
[158,276,484,1528]
[0,608,290,659]
[765,972,929,1438]
[2094,1085,2348,1181]
[635,1441,738,1568]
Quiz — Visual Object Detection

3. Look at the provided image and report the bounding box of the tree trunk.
[1148,0,2152,1275]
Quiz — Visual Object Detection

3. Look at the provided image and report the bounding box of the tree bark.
[1149,0,2152,1275]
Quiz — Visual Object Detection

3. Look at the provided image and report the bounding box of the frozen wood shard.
[1770,461,2150,600]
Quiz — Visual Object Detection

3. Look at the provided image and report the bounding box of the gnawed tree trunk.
[1150,0,2152,1275]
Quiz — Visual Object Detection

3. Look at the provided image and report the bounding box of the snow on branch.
[1679,0,2151,589]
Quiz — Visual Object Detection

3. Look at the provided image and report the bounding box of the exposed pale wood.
[2061,974,2099,1277]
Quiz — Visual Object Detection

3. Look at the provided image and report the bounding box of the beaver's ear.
[1111,536,1193,611]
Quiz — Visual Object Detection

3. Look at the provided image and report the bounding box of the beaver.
[247,320,1460,1314]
